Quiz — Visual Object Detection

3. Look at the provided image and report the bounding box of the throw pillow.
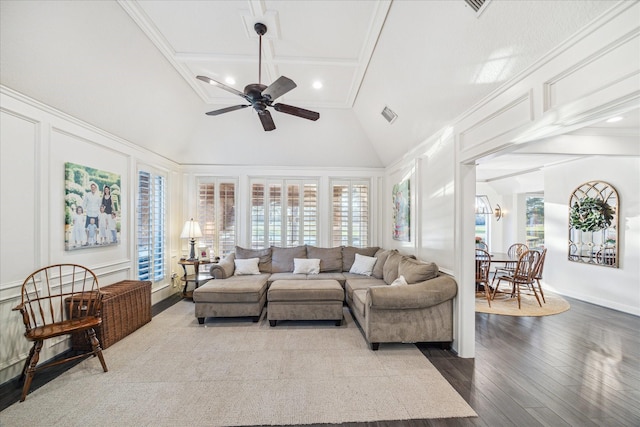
[390,275,408,286]
[235,246,272,273]
[342,246,379,271]
[234,258,260,275]
[349,253,377,276]
[293,258,321,274]
[398,257,438,284]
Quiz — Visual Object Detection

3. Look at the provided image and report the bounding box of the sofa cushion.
[351,289,367,318]
[382,252,403,284]
[306,246,342,272]
[234,258,260,275]
[345,277,386,302]
[349,253,377,276]
[271,246,307,273]
[268,272,306,284]
[372,249,396,279]
[398,257,439,284]
[293,258,320,274]
[342,246,379,272]
[192,274,268,303]
[235,246,272,273]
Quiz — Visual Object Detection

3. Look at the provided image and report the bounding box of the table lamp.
[180,218,203,261]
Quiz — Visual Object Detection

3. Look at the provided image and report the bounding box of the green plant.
[570,196,613,232]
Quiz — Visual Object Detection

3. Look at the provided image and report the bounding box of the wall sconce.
[180,218,203,261]
[494,204,503,221]
[475,195,503,221]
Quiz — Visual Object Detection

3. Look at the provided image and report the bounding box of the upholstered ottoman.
[193,274,268,324]
[267,279,344,327]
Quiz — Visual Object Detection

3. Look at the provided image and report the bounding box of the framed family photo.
[64,162,121,251]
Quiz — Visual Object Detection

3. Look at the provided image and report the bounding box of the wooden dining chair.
[476,241,489,252]
[492,250,542,309]
[533,248,547,303]
[491,243,528,286]
[475,249,492,307]
[12,264,108,401]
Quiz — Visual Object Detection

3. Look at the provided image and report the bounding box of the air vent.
[464,0,491,16]
[381,106,398,124]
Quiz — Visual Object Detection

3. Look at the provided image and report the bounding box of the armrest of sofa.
[209,254,235,279]
[367,274,457,310]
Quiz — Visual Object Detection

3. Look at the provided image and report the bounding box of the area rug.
[0,300,476,426]
[476,290,570,316]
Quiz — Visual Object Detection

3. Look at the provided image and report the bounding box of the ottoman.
[193,274,268,324]
[267,279,344,327]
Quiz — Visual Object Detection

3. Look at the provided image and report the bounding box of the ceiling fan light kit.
[197,23,320,131]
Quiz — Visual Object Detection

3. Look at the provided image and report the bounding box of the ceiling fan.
[196,22,320,131]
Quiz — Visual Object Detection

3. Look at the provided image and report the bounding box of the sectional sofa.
[192,245,457,350]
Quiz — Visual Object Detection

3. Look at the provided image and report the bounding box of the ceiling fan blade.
[262,76,297,101]
[258,110,276,131]
[196,75,247,99]
[205,105,250,116]
[273,103,320,121]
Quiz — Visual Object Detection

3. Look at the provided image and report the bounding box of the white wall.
[544,156,640,315]
[0,88,183,385]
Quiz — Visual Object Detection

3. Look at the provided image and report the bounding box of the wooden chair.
[475,249,492,307]
[492,250,542,309]
[476,241,489,252]
[491,243,528,286]
[12,264,108,401]
[533,248,547,303]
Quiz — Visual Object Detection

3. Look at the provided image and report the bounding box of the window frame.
[249,178,318,248]
[196,177,238,257]
[137,168,167,283]
[330,178,371,248]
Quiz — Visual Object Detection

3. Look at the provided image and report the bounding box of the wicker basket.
[71,280,152,350]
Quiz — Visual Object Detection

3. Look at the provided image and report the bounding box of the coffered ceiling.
[1,0,626,170]
[121,0,390,110]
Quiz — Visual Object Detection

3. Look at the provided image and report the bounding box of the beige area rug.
[476,289,570,316]
[1,301,476,426]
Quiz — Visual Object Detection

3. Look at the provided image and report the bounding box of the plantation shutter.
[331,180,369,248]
[138,170,166,281]
[197,180,236,257]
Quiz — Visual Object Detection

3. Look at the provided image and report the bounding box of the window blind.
[137,171,166,282]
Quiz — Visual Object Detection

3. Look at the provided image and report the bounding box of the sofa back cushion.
[271,246,307,273]
[235,246,272,273]
[398,257,439,284]
[372,249,396,279]
[382,252,403,284]
[306,246,342,272]
[342,246,379,272]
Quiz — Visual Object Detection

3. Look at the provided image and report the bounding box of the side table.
[178,259,215,298]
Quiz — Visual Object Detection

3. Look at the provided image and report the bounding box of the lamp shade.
[180,218,203,239]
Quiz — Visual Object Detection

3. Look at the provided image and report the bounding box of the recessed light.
[225,77,236,85]
[312,81,323,90]
[606,116,623,123]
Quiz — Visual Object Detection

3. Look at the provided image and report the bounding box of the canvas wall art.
[392,179,410,241]
[65,162,121,251]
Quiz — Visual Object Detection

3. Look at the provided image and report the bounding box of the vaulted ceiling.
[1,0,620,168]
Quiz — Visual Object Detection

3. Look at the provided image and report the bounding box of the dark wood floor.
[2,295,639,426]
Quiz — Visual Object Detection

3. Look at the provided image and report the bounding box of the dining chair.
[491,243,528,286]
[533,248,547,303]
[12,264,108,401]
[492,249,542,309]
[476,241,489,252]
[475,249,492,307]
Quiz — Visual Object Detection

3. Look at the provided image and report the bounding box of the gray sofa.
[192,245,457,350]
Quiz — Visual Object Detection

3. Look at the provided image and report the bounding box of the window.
[250,179,318,248]
[526,194,544,248]
[137,170,166,282]
[197,179,236,257]
[331,179,370,247]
